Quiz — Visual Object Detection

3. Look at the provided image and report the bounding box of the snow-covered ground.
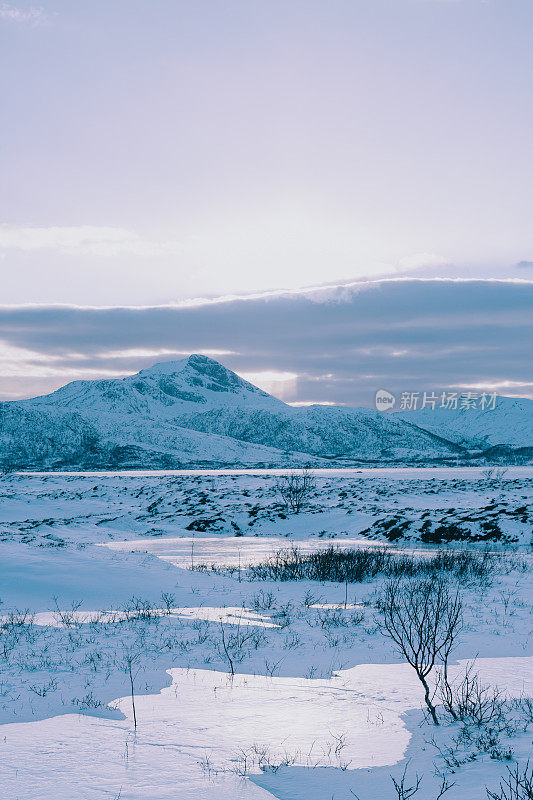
[0,469,532,799]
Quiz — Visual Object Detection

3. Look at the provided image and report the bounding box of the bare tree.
[217,618,262,678]
[218,620,235,678]
[275,468,316,514]
[122,651,141,730]
[436,597,464,722]
[377,577,463,725]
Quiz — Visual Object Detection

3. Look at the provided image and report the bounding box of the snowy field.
[0,469,532,799]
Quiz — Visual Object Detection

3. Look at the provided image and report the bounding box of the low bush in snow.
[247,545,505,584]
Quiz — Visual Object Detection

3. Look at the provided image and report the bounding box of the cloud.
[0,279,531,404]
[515,260,533,269]
[0,226,182,258]
[0,3,45,23]
[239,370,299,399]
[0,341,128,381]
[397,253,450,271]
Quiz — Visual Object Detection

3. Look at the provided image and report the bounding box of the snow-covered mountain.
[397,396,533,448]
[30,355,285,417]
[0,354,530,468]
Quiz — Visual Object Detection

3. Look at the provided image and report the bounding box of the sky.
[0,0,532,404]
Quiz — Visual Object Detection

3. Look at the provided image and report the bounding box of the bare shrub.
[440,661,506,727]
[233,743,298,776]
[391,763,422,799]
[122,597,158,622]
[351,772,455,800]
[377,577,463,725]
[511,696,533,727]
[160,592,175,615]
[52,597,83,627]
[0,609,34,630]
[28,678,58,697]
[435,775,456,799]
[270,601,293,629]
[250,590,275,611]
[302,589,323,607]
[351,764,457,800]
[0,609,36,658]
[482,467,509,484]
[486,762,533,800]
[275,468,315,513]
[72,691,106,710]
[217,619,265,677]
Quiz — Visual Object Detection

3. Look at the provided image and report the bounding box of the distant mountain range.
[0,354,531,469]
[398,397,533,449]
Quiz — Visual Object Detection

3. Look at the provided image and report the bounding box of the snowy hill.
[1,354,530,468]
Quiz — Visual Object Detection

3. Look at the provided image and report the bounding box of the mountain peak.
[132,353,278,403]
[135,354,202,377]
[135,353,245,386]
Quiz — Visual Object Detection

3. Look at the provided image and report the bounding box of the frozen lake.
[104,535,386,569]
[105,534,533,572]
[21,466,533,479]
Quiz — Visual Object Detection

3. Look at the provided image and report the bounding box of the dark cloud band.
[0,279,531,405]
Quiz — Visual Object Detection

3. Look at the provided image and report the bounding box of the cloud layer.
[0,225,182,258]
[2,1,533,306]
[0,279,531,405]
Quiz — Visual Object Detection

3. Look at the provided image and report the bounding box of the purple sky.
[0,0,532,402]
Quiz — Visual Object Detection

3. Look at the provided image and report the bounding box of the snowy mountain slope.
[397,396,533,448]
[3,354,530,468]
[0,403,103,469]
[0,400,314,470]
[68,410,315,467]
[177,403,460,459]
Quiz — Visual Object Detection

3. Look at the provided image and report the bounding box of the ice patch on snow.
[24,606,278,629]
[1,657,531,800]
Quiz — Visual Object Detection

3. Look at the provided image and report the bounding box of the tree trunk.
[419,673,439,725]
[128,661,137,730]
